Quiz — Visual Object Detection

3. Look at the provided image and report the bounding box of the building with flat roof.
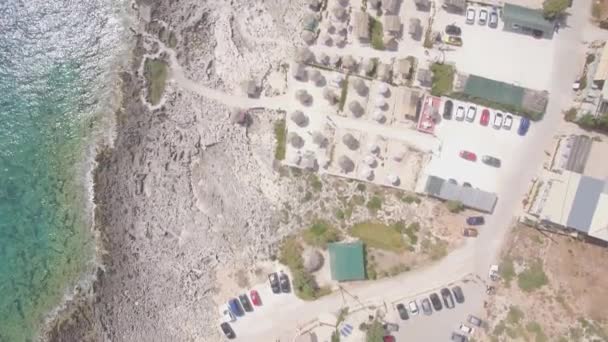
[423,175,498,213]
[502,3,555,39]
[529,171,608,243]
[352,12,370,41]
[328,241,366,281]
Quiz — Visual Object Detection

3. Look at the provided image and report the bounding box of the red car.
[459,150,477,162]
[480,109,490,126]
[383,336,395,342]
[250,290,262,306]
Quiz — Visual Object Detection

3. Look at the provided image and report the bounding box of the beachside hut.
[352,78,367,95]
[384,15,401,34]
[288,132,305,148]
[296,47,314,63]
[338,155,355,172]
[348,101,364,117]
[377,63,392,82]
[301,30,316,44]
[292,63,307,81]
[383,0,399,14]
[409,18,422,39]
[323,88,338,104]
[352,12,370,41]
[396,58,412,78]
[369,0,381,8]
[241,80,258,98]
[342,133,359,150]
[295,89,311,104]
[290,110,308,127]
[312,131,328,147]
[317,52,329,65]
[342,55,357,71]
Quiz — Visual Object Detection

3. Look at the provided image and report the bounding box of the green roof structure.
[463,75,525,109]
[502,3,555,33]
[328,241,366,282]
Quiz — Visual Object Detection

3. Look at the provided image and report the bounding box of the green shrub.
[517,259,548,292]
[302,221,341,248]
[366,319,385,342]
[506,306,524,325]
[499,257,516,287]
[308,174,323,192]
[564,107,578,122]
[143,58,168,105]
[366,196,382,212]
[542,0,570,20]
[370,18,384,50]
[402,194,421,204]
[273,119,286,160]
[430,63,454,96]
[446,200,464,213]
[352,222,406,252]
[335,209,345,220]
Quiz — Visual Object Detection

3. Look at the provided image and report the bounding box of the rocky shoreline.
[43,0,308,340]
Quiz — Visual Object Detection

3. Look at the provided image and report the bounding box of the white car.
[460,324,474,334]
[466,8,476,24]
[478,9,488,25]
[409,300,419,315]
[221,307,236,322]
[493,112,503,129]
[503,114,513,130]
[489,11,498,28]
[466,106,477,122]
[455,106,465,121]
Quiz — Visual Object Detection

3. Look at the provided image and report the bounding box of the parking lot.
[423,97,532,194]
[434,6,556,90]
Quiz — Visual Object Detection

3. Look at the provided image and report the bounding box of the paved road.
[229,3,596,341]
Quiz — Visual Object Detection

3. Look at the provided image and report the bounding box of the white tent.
[386,174,400,185]
[372,111,385,122]
[359,167,374,180]
[364,155,376,167]
[378,83,389,95]
[368,143,380,154]
[375,98,386,108]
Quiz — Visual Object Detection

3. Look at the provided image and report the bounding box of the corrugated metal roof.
[328,241,366,282]
[503,3,555,32]
[594,43,608,82]
[588,193,608,242]
[566,176,604,233]
[424,176,497,213]
[565,135,592,173]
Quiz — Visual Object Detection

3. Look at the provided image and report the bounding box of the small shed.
[502,3,555,39]
[384,15,401,34]
[417,68,432,87]
[241,80,258,97]
[342,55,357,71]
[377,63,392,82]
[409,18,422,38]
[382,0,399,14]
[352,12,370,40]
[442,0,466,12]
[328,241,366,282]
[396,58,412,77]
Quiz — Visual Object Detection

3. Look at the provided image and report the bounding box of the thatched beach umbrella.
[378,83,389,95]
[317,52,329,65]
[352,78,367,96]
[359,167,374,180]
[332,6,346,20]
[292,63,307,81]
[309,69,323,84]
[288,132,305,148]
[301,30,315,44]
[393,149,406,162]
[296,47,314,63]
[375,98,386,109]
[301,155,317,170]
[323,88,338,104]
[329,55,341,67]
[321,34,333,46]
[369,143,380,154]
[303,248,324,272]
[342,133,359,150]
[364,155,377,167]
[290,110,308,127]
[387,174,400,186]
[290,153,302,165]
[312,131,327,147]
[338,155,355,172]
[342,55,356,70]
[295,89,311,104]
[373,111,385,123]
[348,100,364,117]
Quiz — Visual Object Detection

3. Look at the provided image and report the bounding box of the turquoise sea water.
[0,1,127,341]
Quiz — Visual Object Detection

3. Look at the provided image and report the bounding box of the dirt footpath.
[479,225,608,342]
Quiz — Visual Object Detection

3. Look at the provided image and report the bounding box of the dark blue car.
[228,298,244,317]
[518,117,530,136]
[466,216,485,225]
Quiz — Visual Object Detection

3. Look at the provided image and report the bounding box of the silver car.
[466,8,475,24]
[465,106,476,122]
[489,11,498,28]
[482,155,501,167]
[478,9,488,25]
[421,298,433,315]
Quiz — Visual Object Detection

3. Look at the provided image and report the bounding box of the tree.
[366,320,385,342]
[542,0,570,20]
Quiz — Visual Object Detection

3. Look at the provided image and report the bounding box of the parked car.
[466,8,476,24]
[441,288,455,308]
[503,114,513,130]
[228,298,244,317]
[451,332,468,342]
[518,117,530,136]
[466,216,485,225]
[482,155,501,167]
[493,112,504,128]
[279,272,291,293]
[220,322,236,339]
[383,336,396,342]
[239,294,253,312]
[383,322,400,332]
[222,307,236,322]
[396,303,409,320]
[445,24,462,36]
[444,35,463,46]
[460,324,474,334]
[250,290,262,306]
[463,227,478,237]
[480,109,490,126]
[489,264,499,281]
[455,106,465,121]
[459,150,477,162]
[452,286,465,303]
[489,11,498,28]
[408,300,419,315]
[468,315,483,327]
[478,9,488,25]
[443,100,454,119]
[448,178,458,185]
[466,106,476,122]
[268,272,280,294]
[421,298,433,315]
[430,293,443,311]
[463,182,472,187]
